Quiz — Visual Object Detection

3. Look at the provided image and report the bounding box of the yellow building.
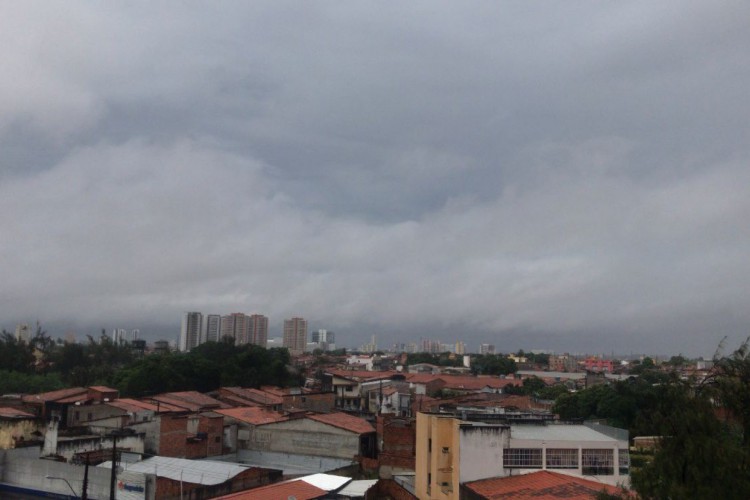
[416,412,629,500]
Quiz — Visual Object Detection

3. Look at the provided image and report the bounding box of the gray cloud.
[1,2,749,356]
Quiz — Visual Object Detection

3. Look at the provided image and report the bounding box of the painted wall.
[0,419,44,449]
[458,424,510,484]
[245,417,363,460]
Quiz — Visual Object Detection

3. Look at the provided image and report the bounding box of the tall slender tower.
[204,315,222,343]
[283,317,307,356]
[248,314,269,347]
[180,312,203,352]
[221,313,249,344]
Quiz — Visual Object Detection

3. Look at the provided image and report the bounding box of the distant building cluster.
[180,311,269,352]
[179,312,337,356]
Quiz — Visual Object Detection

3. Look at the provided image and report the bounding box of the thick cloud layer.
[1,2,749,356]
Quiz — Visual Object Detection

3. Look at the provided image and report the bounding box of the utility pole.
[110,433,118,500]
[82,453,89,500]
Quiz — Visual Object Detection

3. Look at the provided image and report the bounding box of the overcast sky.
[1,2,749,356]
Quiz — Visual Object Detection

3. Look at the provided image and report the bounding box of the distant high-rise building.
[311,329,335,351]
[112,329,127,344]
[130,329,140,342]
[180,312,203,352]
[204,314,221,343]
[455,341,466,355]
[479,343,496,355]
[248,314,269,347]
[221,313,250,344]
[15,323,31,343]
[283,317,307,356]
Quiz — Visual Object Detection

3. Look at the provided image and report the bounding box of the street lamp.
[45,475,79,498]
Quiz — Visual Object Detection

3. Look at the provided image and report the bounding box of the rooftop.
[509,423,625,443]
[103,456,252,486]
[463,470,626,499]
[216,406,289,426]
[308,412,375,435]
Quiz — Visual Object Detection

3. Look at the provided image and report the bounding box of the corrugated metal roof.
[510,424,622,443]
[300,473,350,491]
[337,479,378,497]
[103,456,251,485]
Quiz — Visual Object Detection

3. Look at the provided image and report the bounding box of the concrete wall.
[53,434,145,462]
[0,448,154,499]
[0,418,44,449]
[245,418,362,460]
[458,425,510,484]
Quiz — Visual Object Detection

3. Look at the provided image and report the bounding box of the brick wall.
[372,479,418,500]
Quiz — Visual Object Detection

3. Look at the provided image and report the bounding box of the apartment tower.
[283,317,307,356]
[180,312,203,352]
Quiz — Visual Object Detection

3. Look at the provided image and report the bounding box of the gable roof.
[308,412,375,435]
[463,470,626,499]
[0,407,36,419]
[212,473,350,500]
[22,387,88,404]
[216,407,289,426]
[150,391,229,412]
[221,387,283,406]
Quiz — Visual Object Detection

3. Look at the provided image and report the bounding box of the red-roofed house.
[461,470,628,499]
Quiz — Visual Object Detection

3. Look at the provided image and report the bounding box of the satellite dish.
[288,497,297,500]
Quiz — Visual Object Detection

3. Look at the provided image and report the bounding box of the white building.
[179,312,203,352]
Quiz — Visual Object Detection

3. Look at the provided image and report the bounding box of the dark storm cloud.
[1,1,749,355]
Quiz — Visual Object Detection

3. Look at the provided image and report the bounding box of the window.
[582,449,614,475]
[428,438,432,453]
[619,449,630,475]
[503,448,543,468]
[442,446,450,454]
[546,448,578,469]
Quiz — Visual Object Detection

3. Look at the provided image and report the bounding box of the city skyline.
[2,3,750,357]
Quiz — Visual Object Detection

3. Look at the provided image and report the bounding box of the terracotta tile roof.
[308,412,375,435]
[221,387,283,406]
[107,398,161,413]
[88,386,118,393]
[213,479,327,500]
[463,471,626,499]
[326,369,396,381]
[404,373,443,384]
[151,391,229,411]
[220,394,262,408]
[0,407,36,419]
[440,375,519,391]
[22,387,88,404]
[56,393,94,404]
[215,407,289,426]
